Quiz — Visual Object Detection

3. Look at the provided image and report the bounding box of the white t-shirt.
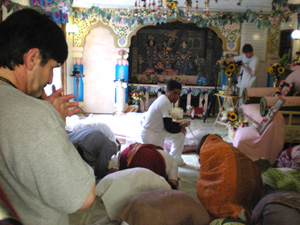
[143,95,172,133]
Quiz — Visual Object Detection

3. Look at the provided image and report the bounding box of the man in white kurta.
[218,44,258,105]
[140,80,189,166]
[234,45,258,99]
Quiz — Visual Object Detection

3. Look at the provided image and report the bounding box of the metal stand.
[71,68,86,115]
[203,66,220,123]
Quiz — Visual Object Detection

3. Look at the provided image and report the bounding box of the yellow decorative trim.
[74,8,241,52]
[81,21,119,48]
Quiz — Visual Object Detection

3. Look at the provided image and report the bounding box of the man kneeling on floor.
[141,80,190,166]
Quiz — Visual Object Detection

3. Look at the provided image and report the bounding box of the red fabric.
[120,143,167,179]
[194,107,203,114]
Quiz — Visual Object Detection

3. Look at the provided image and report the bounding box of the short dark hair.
[196,134,210,156]
[0,8,68,70]
[242,44,253,53]
[167,80,182,91]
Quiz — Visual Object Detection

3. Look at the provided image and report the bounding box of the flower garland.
[204,0,210,15]
[0,0,72,16]
[176,51,192,64]
[1,0,300,29]
[275,80,295,97]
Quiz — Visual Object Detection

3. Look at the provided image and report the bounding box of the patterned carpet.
[69,116,229,225]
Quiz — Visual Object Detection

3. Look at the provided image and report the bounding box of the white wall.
[82,26,118,113]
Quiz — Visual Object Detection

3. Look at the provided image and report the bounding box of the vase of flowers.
[268,63,286,87]
[219,55,241,93]
[267,53,289,87]
[220,107,249,131]
[130,90,146,112]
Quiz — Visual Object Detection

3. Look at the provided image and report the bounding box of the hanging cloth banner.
[30,0,69,24]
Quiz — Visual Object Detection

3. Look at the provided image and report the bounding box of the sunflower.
[165,0,178,9]
[228,63,236,71]
[225,70,232,77]
[229,113,238,121]
[278,67,285,74]
[267,66,274,74]
[171,1,178,9]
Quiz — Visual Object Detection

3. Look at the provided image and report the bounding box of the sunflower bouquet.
[220,107,249,131]
[267,63,286,86]
[221,61,241,77]
[267,53,289,87]
[219,54,241,77]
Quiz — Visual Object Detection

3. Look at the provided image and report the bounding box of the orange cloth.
[197,135,263,219]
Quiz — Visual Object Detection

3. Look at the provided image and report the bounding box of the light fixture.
[291,30,300,40]
[66,24,79,34]
[291,13,300,40]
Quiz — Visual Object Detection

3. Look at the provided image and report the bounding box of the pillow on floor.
[95,168,171,221]
[252,192,300,225]
[119,189,210,225]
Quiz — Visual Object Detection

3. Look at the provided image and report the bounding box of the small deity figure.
[145,35,158,70]
[138,55,145,74]
[159,43,175,70]
[175,40,194,75]
[157,30,177,70]
[155,61,165,74]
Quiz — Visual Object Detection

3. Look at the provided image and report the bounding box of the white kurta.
[141,95,185,165]
[234,54,258,101]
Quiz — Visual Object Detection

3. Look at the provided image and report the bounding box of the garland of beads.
[204,0,210,14]
[177,51,192,64]
[275,80,295,97]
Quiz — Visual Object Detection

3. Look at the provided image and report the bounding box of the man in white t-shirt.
[140,80,189,166]
[218,44,258,105]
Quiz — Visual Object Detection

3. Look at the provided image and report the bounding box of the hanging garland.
[0,0,73,15]
[1,0,300,29]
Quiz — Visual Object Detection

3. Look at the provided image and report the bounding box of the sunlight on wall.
[83,26,118,113]
[44,67,61,96]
